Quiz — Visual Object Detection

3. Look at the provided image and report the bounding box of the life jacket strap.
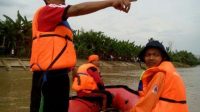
[32,33,72,41]
[76,73,88,76]
[74,73,88,85]
[46,39,68,71]
[159,97,187,104]
[30,34,70,71]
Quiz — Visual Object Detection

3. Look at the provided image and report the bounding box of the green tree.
[171,50,200,66]
[73,30,140,62]
[0,11,32,57]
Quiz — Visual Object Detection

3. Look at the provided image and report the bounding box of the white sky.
[0,0,200,55]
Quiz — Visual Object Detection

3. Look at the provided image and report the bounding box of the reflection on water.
[0,66,199,112]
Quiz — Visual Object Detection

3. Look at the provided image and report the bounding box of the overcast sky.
[0,0,200,55]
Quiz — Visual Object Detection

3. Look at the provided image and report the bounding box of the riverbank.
[0,58,191,71]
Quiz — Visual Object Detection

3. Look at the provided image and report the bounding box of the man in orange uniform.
[30,0,133,112]
[131,39,189,112]
[72,55,113,111]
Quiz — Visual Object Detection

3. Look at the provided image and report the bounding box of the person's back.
[31,3,76,71]
[72,62,103,93]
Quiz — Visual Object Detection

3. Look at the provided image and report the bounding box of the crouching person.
[72,54,113,111]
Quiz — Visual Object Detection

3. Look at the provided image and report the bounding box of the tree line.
[0,12,199,66]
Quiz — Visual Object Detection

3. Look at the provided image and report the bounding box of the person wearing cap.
[130,39,188,112]
[72,54,113,111]
[30,0,133,112]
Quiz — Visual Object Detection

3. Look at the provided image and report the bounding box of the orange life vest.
[72,63,100,93]
[30,7,76,71]
[136,61,188,112]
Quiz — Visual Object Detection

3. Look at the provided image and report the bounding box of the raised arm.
[67,0,131,17]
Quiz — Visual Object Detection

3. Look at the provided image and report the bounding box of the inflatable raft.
[68,85,139,112]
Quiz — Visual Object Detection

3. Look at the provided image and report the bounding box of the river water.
[0,66,199,112]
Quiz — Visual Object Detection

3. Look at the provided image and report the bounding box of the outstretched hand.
[111,0,131,13]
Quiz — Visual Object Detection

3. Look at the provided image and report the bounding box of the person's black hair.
[43,0,65,5]
[43,0,48,5]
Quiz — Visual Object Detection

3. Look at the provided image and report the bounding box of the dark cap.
[138,39,170,62]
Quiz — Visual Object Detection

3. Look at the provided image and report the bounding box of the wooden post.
[1,59,12,71]
[18,58,27,70]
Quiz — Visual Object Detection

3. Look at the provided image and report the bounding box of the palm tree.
[0,11,32,57]
[73,29,141,61]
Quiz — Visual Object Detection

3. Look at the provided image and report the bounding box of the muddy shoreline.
[0,58,190,71]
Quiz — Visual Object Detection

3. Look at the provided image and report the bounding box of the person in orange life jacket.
[30,0,133,112]
[130,39,188,112]
[72,55,113,111]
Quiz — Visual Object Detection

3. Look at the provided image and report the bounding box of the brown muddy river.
[0,66,199,112]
